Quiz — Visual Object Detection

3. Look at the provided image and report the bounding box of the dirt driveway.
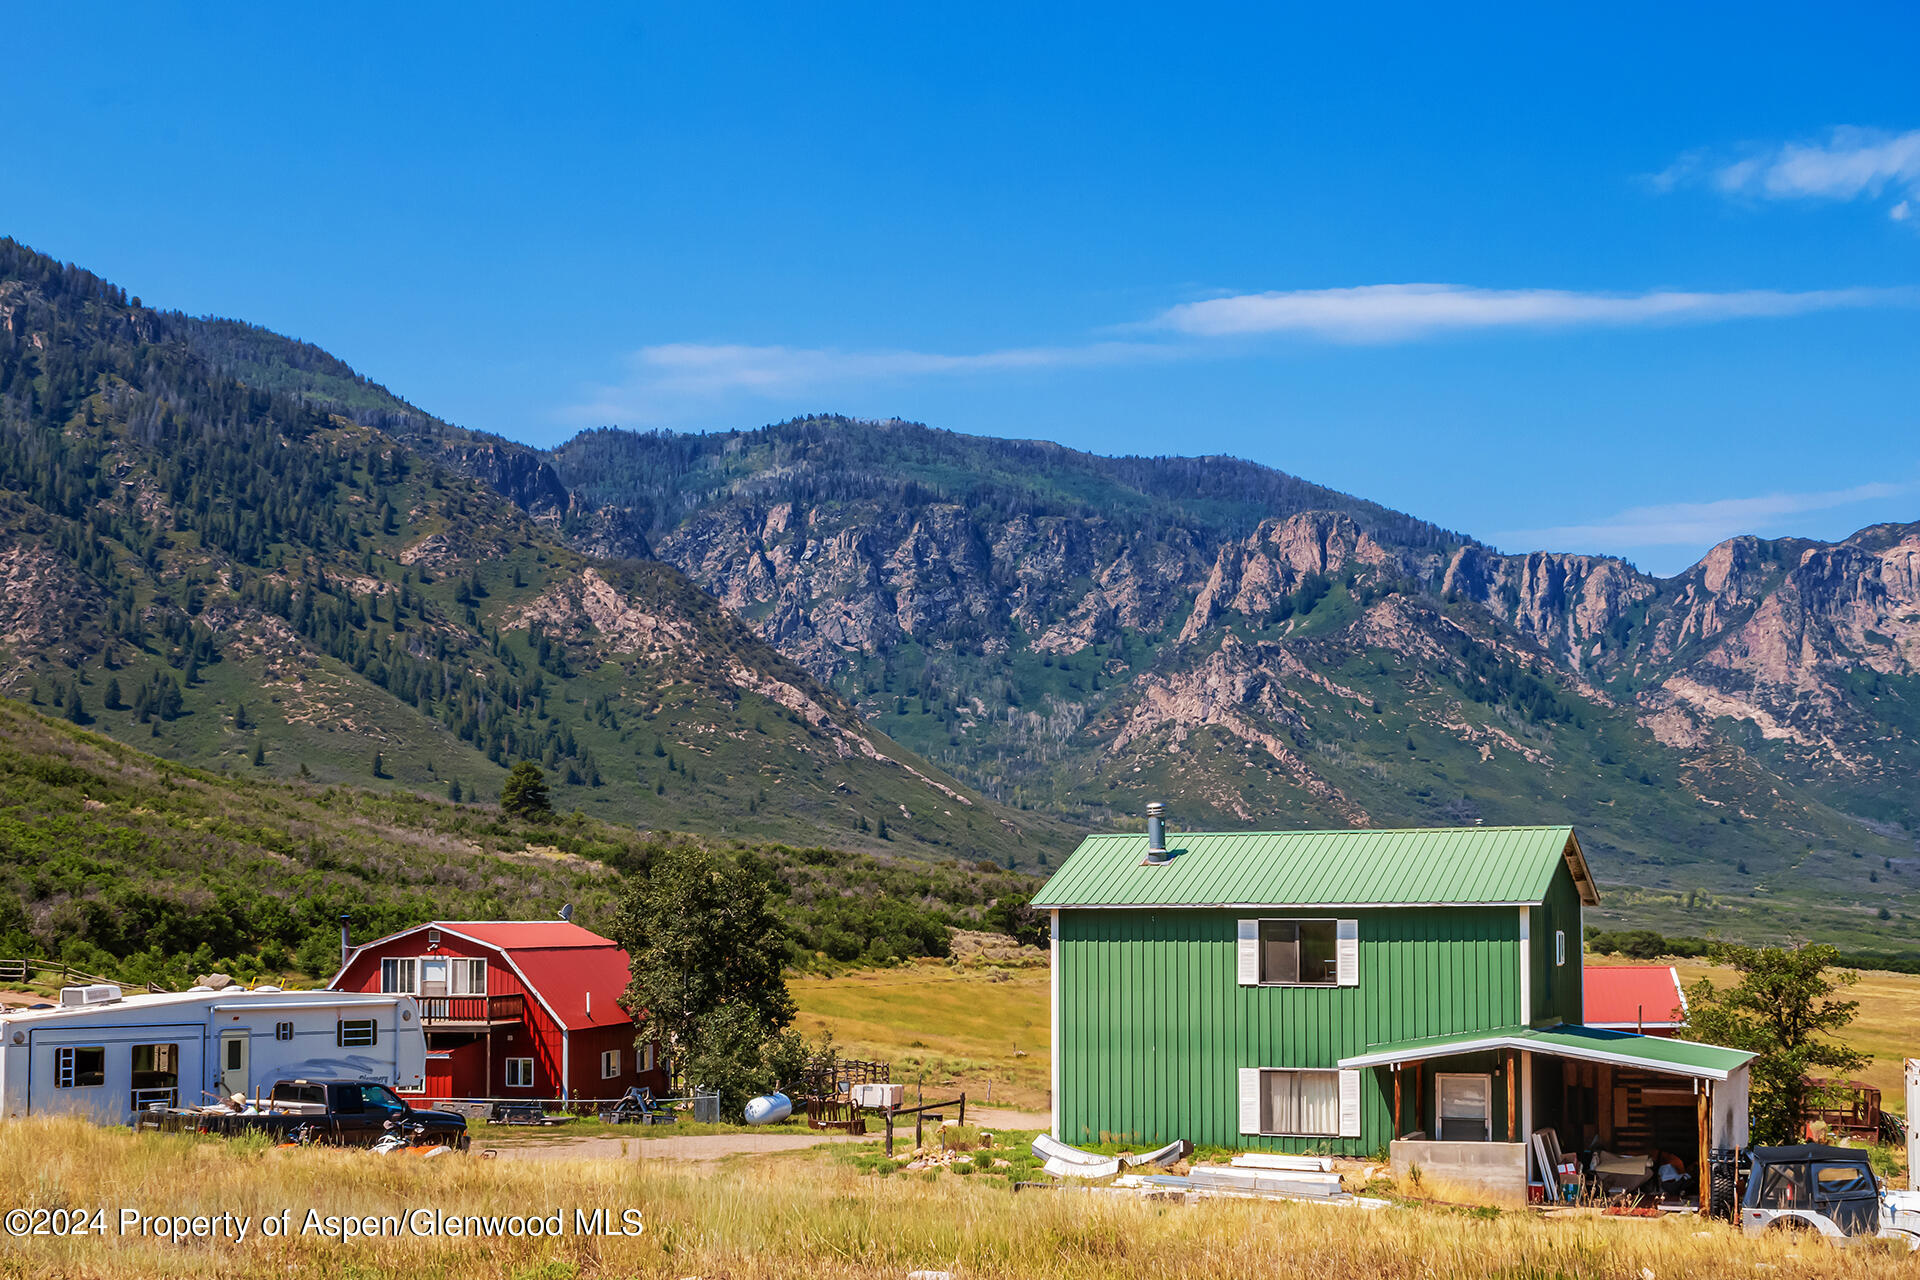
[486,1108,1048,1163]
[488,1131,872,1162]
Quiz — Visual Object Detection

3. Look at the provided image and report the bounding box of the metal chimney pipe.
[1145,802,1168,863]
[338,913,352,969]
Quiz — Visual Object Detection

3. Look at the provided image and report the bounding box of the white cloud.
[562,283,1915,420]
[1660,127,1920,218]
[1152,283,1905,342]
[564,338,1173,421]
[1493,482,1914,555]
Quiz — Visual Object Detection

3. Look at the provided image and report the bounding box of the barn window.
[1236,1067,1361,1138]
[641,1043,656,1073]
[601,1050,620,1079]
[450,958,487,996]
[505,1058,535,1088]
[336,1019,378,1047]
[56,1046,106,1089]
[1555,930,1567,966]
[1236,919,1358,986]
[381,958,417,994]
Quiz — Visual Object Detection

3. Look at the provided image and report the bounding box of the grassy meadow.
[791,960,1052,1111]
[6,1118,1920,1280]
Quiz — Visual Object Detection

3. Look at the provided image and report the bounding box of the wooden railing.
[416,993,525,1024]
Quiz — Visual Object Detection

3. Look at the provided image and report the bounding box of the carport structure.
[1341,1023,1753,1207]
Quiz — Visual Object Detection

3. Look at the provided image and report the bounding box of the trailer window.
[275,1021,293,1041]
[130,1044,180,1111]
[337,1019,378,1047]
[55,1046,106,1089]
[505,1058,534,1088]
[1258,920,1338,985]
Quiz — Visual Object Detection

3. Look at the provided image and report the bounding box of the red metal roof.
[428,921,618,951]
[1583,964,1687,1028]
[505,945,635,1031]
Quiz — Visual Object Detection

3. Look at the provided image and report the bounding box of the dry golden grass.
[790,961,1051,1109]
[0,1119,1912,1279]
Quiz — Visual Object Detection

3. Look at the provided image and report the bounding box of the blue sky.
[9,3,1920,574]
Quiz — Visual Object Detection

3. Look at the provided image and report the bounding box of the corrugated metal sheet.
[1033,825,1592,908]
[1053,905,1525,1153]
[1339,1023,1753,1080]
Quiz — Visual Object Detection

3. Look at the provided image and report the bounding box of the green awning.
[1338,1023,1753,1081]
[1031,825,1597,909]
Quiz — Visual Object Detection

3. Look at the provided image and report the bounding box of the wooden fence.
[0,958,171,993]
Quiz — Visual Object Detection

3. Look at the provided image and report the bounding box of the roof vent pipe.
[1145,802,1168,864]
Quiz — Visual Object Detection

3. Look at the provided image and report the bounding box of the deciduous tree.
[1684,943,1868,1145]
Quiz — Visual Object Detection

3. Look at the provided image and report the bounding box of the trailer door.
[218,1031,250,1100]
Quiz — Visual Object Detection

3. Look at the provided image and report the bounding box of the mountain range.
[3,236,1916,953]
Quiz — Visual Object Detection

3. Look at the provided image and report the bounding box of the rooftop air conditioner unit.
[59,984,123,1007]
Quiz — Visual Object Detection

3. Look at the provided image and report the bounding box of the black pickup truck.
[136,1078,470,1150]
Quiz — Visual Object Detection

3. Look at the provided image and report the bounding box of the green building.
[1032,819,1753,1202]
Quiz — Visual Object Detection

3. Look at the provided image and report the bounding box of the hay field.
[790,961,1051,1110]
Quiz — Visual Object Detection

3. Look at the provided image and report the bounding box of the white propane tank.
[743,1092,792,1125]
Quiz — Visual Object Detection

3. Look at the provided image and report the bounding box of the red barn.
[1583,963,1688,1036]
[330,921,666,1103]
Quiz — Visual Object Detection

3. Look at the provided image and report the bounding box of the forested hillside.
[0,238,1065,867]
[0,698,1037,984]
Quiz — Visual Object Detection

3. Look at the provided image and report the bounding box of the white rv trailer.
[0,984,426,1124]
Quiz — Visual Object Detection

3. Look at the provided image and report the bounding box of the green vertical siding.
[1056,906,1523,1154]
[1529,863,1584,1026]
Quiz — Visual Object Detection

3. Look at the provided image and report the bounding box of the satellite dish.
[558,903,573,922]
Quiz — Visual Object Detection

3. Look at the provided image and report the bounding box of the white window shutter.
[1336,919,1360,987]
[1239,1068,1263,1135]
[1236,920,1259,986]
[1338,1069,1362,1138]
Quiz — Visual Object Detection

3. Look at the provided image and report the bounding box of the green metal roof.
[1338,1023,1754,1081]
[1030,825,1597,910]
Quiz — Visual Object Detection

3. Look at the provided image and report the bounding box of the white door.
[1437,1073,1492,1142]
[218,1031,250,1100]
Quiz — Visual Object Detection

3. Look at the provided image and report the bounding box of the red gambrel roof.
[433,921,618,951]
[338,920,634,1032]
[1583,964,1687,1029]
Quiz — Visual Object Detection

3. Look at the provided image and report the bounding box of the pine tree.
[252,739,266,766]
[500,761,552,819]
[103,677,123,710]
[371,751,388,778]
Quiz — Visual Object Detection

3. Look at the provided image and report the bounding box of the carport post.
[1696,1080,1711,1215]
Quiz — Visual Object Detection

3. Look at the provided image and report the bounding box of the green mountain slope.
[0,697,1038,983]
[0,238,1066,867]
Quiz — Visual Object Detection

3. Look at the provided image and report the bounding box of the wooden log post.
[1392,1068,1402,1139]
[885,1109,895,1157]
[1506,1051,1518,1143]
[1697,1083,1712,1215]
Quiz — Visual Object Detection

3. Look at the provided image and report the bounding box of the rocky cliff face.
[530,419,1920,952]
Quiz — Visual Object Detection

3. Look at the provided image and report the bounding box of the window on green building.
[1260,1069,1341,1136]
[1259,920,1338,985]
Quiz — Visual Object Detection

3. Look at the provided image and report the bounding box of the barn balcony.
[417,993,525,1027]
